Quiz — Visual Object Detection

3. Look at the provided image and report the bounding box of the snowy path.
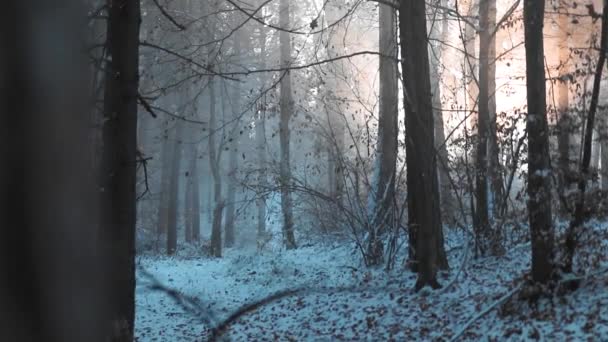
[136,237,608,341]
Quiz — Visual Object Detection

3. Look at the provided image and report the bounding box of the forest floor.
[135,222,608,341]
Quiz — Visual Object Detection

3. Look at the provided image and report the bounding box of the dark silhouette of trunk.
[209,78,223,257]
[367,2,398,266]
[1,2,104,340]
[166,122,183,255]
[399,0,442,291]
[563,0,608,273]
[524,0,555,284]
[279,0,297,249]
[99,0,140,338]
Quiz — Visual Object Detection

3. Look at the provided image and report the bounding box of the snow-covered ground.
[136,225,608,341]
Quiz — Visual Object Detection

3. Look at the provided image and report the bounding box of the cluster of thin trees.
[3,0,608,341]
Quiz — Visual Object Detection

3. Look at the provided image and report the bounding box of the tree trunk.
[557,6,572,215]
[209,78,223,257]
[279,0,297,249]
[487,0,503,219]
[523,0,555,283]
[157,124,171,240]
[563,0,608,273]
[184,150,193,243]
[367,2,398,266]
[399,0,442,291]
[256,25,269,241]
[99,0,140,338]
[429,0,450,270]
[602,120,608,190]
[464,0,479,132]
[475,0,492,256]
[1,2,103,340]
[224,33,243,248]
[166,121,183,255]
[191,152,201,242]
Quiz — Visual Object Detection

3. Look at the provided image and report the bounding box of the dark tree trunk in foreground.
[1,1,103,341]
[367,2,398,266]
[400,0,442,290]
[279,0,297,249]
[100,0,140,338]
[523,0,555,284]
[563,0,608,273]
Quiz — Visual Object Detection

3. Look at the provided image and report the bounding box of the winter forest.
[4,0,608,340]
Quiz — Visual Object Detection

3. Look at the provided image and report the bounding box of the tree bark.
[1,1,102,340]
[431,1,456,225]
[429,0,450,270]
[166,121,183,255]
[464,0,479,132]
[563,0,608,273]
[99,0,140,338]
[400,0,442,290]
[256,25,269,241]
[191,152,201,242]
[475,0,492,256]
[367,2,398,266]
[557,6,572,215]
[224,32,243,248]
[279,0,297,249]
[523,0,555,283]
[487,0,503,219]
[157,123,171,239]
[209,78,223,257]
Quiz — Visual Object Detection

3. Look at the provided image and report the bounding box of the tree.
[487,0,503,219]
[367,2,398,266]
[209,78,224,257]
[166,121,183,255]
[556,2,573,214]
[563,0,608,273]
[523,0,555,284]
[428,0,450,270]
[99,0,141,338]
[430,0,456,224]
[399,0,443,290]
[256,23,269,242]
[1,1,102,340]
[475,0,492,255]
[157,122,171,242]
[279,0,297,249]
[224,26,245,248]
